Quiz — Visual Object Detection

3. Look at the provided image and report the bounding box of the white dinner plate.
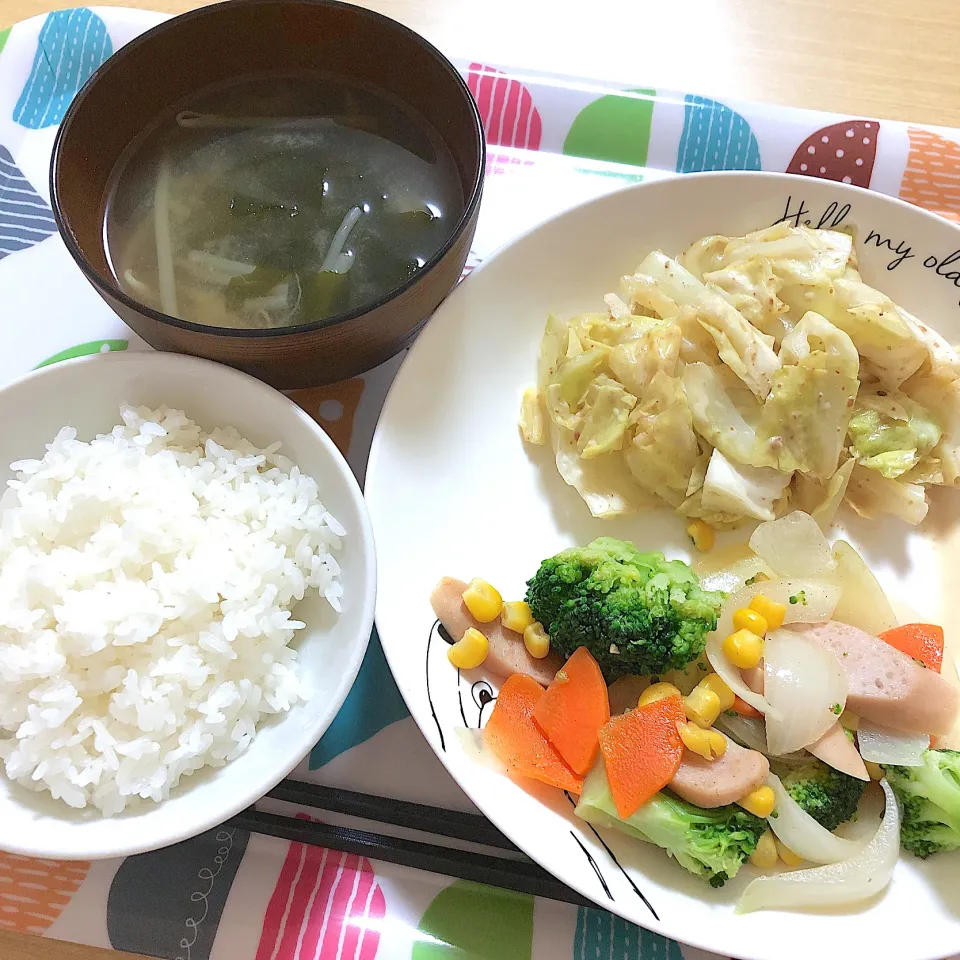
[366,171,960,960]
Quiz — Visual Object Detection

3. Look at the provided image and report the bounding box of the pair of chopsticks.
[225,779,591,906]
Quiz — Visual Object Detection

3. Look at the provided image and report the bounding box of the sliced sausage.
[794,621,959,736]
[669,733,769,808]
[430,577,563,686]
[807,721,869,781]
[742,663,764,695]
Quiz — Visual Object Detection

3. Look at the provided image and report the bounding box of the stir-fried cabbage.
[522,225,960,525]
[700,449,790,522]
[757,312,860,479]
[625,372,702,508]
[847,389,941,480]
[636,251,780,399]
[704,257,789,343]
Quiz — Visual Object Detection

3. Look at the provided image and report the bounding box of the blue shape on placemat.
[677,95,762,173]
[13,8,112,129]
[574,907,685,960]
[0,145,57,261]
[309,625,410,768]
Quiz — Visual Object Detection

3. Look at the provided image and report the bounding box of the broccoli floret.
[773,757,867,830]
[525,537,724,679]
[883,749,960,858]
[576,764,765,886]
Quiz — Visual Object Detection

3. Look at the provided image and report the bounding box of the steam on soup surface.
[105,73,463,330]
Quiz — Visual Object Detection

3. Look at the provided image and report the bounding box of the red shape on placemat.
[256,818,385,960]
[467,63,542,150]
[786,120,879,188]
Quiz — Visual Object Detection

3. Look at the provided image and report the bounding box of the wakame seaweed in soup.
[105,72,464,330]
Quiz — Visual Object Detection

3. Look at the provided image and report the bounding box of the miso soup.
[105,72,464,330]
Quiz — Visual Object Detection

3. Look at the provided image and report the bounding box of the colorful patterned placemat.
[2,8,960,959]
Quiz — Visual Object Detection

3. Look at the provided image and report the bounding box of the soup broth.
[105,72,464,330]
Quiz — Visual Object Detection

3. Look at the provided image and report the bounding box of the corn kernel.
[501,600,534,634]
[523,622,551,659]
[865,760,885,781]
[447,627,489,670]
[733,607,768,636]
[750,830,779,869]
[774,839,805,867]
[839,710,860,732]
[722,629,764,670]
[697,673,735,712]
[749,594,786,631]
[686,519,715,553]
[637,681,682,707]
[462,579,503,623]
[738,785,776,819]
[678,721,715,760]
[684,686,722,728]
[706,728,727,758]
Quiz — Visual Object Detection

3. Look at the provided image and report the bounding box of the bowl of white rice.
[0,350,375,859]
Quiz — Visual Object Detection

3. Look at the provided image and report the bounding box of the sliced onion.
[808,722,869,781]
[764,629,847,755]
[715,713,807,761]
[749,511,837,579]
[737,779,900,914]
[707,632,778,718]
[706,578,841,718]
[857,721,930,767]
[827,541,898,636]
[715,713,769,753]
[765,774,864,864]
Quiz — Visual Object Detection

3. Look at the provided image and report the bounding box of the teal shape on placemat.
[107,826,249,960]
[574,907,684,960]
[35,339,129,368]
[309,625,410,768]
[574,167,645,184]
[0,144,58,260]
[413,880,534,960]
[677,95,761,173]
[563,89,655,168]
[13,8,112,129]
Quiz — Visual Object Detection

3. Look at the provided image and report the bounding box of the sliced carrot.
[879,623,944,672]
[483,673,583,793]
[532,647,610,775]
[730,695,764,719]
[597,694,685,819]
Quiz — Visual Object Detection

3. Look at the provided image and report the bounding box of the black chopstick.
[265,779,518,852]
[226,806,592,906]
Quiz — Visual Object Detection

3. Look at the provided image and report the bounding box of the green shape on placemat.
[563,89,655,168]
[574,907,684,960]
[413,880,534,960]
[0,27,11,56]
[309,625,410,768]
[34,339,128,368]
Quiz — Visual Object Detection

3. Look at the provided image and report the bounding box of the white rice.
[0,404,344,815]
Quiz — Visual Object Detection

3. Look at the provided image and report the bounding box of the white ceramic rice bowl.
[0,351,375,860]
